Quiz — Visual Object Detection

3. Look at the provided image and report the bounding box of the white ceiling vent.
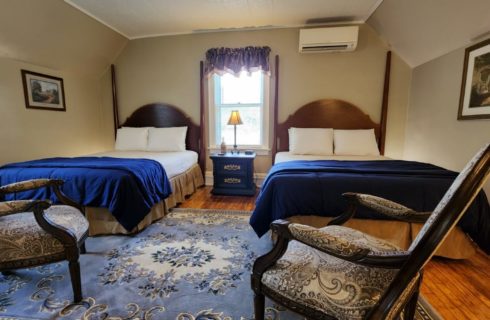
[299,26,359,53]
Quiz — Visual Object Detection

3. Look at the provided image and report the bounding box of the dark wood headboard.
[273,99,382,160]
[271,51,391,163]
[111,65,206,174]
[119,103,205,173]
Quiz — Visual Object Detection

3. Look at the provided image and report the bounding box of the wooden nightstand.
[210,152,256,196]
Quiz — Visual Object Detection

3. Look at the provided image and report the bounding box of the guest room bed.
[0,103,205,236]
[250,99,490,259]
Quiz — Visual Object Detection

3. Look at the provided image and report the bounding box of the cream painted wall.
[112,24,411,174]
[0,0,127,165]
[0,58,114,164]
[404,47,490,194]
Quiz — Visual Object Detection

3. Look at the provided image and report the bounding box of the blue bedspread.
[0,157,172,232]
[250,160,490,253]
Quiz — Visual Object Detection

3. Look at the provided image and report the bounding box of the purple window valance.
[204,46,271,76]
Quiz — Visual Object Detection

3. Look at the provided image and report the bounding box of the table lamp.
[227,110,243,154]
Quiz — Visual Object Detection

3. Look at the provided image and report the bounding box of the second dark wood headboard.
[273,99,382,160]
[271,51,391,162]
[120,103,205,174]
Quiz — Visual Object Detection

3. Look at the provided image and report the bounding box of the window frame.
[208,71,270,153]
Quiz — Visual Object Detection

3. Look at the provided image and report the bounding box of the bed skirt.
[85,163,204,236]
[286,215,477,259]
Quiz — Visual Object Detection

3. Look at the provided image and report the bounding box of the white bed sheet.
[92,150,198,179]
[275,151,390,163]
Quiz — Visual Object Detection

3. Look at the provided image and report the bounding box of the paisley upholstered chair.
[0,179,88,302]
[252,144,490,320]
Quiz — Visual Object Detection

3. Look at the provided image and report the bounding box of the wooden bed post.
[199,61,206,174]
[379,51,391,155]
[111,64,120,140]
[272,55,279,164]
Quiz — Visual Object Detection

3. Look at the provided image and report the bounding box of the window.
[208,70,270,150]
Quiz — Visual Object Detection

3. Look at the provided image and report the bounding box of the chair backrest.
[369,143,490,319]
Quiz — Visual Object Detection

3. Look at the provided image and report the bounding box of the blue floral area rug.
[0,208,440,320]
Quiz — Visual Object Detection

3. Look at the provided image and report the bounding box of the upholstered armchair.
[0,179,88,302]
[252,144,489,320]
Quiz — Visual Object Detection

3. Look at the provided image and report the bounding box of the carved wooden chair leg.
[68,259,83,303]
[80,242,87,254]
[254,293,265,320]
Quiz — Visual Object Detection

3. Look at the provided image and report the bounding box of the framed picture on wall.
[458,38,490,120]
[21,70,66,111]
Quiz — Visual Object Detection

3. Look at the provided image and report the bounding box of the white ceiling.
[368,0,490,67]
[64,0,490,68]
[64,0,383,38]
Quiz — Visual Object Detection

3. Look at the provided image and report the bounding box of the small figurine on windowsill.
[220,137,227,155]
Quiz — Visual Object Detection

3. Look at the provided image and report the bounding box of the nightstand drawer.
[214,160,248,175]
[214,175,248,189]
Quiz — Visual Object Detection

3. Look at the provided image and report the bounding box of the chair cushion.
[262,226,402,320]
[0,205,88,267]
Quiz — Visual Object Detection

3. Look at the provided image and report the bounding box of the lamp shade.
[227,110,243,125]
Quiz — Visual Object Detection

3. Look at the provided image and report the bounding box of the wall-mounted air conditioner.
[299,26,359,53]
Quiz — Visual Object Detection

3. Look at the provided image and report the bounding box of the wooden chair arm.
[252,219,292,291]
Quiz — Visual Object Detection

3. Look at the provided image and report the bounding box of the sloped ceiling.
[0,0,128,77]
[64,0,490,68]
[64,0,383,38]
[368,0,490,67]
[3,0,489,72]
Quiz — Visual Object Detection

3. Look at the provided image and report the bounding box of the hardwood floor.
[178,186,257,211]
[178,186,490,320]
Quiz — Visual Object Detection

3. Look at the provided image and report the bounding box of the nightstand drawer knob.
[224,177,241,184]
[223,164,241,171]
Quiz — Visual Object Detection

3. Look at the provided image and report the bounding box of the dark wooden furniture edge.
[199,61,206,174]
[271,55,279,163]
[379,51,391,155]
[111,64,119,139]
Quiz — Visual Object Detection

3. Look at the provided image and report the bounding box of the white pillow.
[334,129,380,156]
[289,127,334,155]
[115,127,149,151]
[147,127,187,152]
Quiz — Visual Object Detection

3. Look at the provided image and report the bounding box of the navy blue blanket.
[0,157,172,231]
[250,160,490,253]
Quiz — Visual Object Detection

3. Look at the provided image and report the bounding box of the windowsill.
[208,146,270,156]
